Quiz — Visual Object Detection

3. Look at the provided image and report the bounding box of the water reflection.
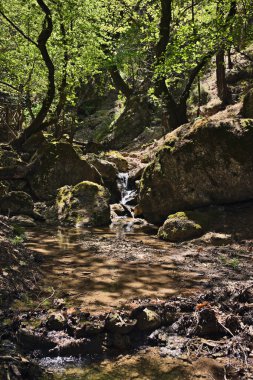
[25,226,203,312]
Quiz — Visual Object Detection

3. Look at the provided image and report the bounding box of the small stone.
[136,308,161,331]
[105,313,137,334]
[46,313,65,331]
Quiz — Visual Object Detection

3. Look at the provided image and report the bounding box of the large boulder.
[139,119,253,224]
[0,146,29,193]
[241,88,253,118]
[86,155,120,202]
[0,191,34,216]
[56,181,111,227]
[28,142,102,200]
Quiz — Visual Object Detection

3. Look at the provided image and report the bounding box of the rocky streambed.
[1,224,253,379]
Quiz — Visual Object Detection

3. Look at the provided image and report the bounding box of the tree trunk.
[227,49,233,69]
[11,0,55,150]
[109,65,133,98]
[216,49,230,106]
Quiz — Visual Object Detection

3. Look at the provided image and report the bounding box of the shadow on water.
[23,225,205,312]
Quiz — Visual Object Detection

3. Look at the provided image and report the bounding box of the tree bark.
[11,0,55,150]
[216,49,231,105]
[109,65,133,98]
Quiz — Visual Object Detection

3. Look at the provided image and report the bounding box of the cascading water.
[117,172,137,206]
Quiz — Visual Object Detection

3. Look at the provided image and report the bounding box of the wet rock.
[103,151,128,172]
[28,141,102,200]
[50,336,105,356]
[46,313,66,331]
[133,204,144,218]
[135,308,161,331]
[105,313,137,334]
[241,88,253,118]
[140,119,253,224]
[57,181,111,227]
[0,191,34,217]
[158,212,203,242]
[111,203,126,217]
[17,328,56,352]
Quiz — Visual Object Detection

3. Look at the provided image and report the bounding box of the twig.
[35,287,55,310]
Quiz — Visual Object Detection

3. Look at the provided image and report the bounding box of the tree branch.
[0,81,20,92]
[0,10,37,46]
[12,0,55,149]
[180,51,214,104]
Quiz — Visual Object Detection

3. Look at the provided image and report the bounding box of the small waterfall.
[117,172,137,206]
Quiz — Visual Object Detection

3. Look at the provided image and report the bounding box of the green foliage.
[0,0,252,133]
[11,224,26,244]
[220,255,240,269]
[10,235,25,245]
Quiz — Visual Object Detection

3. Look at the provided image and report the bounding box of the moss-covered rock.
[158,212,203,242]
[140,119,253,224]
[0,191,34,216]
[57,181,111,227]
[28,142,102,200]
[136,308,161,331]
[241,88,253,118]
[103,151,128,172]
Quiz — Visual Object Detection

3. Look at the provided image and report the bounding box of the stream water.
[117,172,137,207]
[20,224,207,380]
[17,175,209,379]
